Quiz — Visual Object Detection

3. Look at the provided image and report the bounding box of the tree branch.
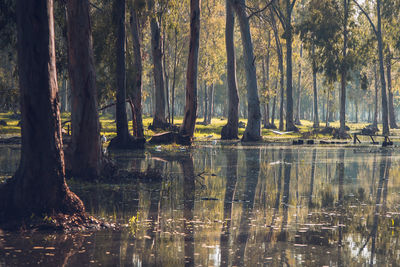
[352,0,377,36]
[247,0,275,20]
[272,3,286,29]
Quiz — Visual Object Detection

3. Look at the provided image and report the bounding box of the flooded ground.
[1,143,400,266]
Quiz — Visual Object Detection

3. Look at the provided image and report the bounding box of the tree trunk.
[221,0,239,140]
[295,43,302,125]
[207,83,214,124]
[386,52,397,128]
[109,0,144,149]
[271,80,278,127]
[171,28,179,125]
[373,62,379,127]
[232,0,261,141]
[148,0,167,129]
[203,82,208,124]
[339,0,348,138]
[129,6,144,138]
[325,88,330,127]
[66,0,104,179]
[270,7,284,131]
[284,0,298,132]
[0,0,85,220]
[261,56,270,127]
[377,0,389,135]
[312,45,319,128]
[115,0,129,142]
[179,0,200,140]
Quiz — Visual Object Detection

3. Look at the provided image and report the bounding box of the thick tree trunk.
[232,0,261,141]
[386,53,397,128]
[129,6,144,138]
[148,0,167,129]
[377,0,389,135]
[0,0,84,220]
[66,0,103,179]
[171,29,179,125]
[221,0,239,140]
[295,43,302,125]
[284,0,298,132]
[115,0,129,142]
[179,0,200,140]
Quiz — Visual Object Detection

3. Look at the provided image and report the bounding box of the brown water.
[1,143,400,266]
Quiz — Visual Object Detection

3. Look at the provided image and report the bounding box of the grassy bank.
[0,112,395,141]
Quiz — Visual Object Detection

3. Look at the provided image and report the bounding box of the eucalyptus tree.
[128,0,145,138]
[0,0,85,221]
[179,0,201,140]
[66,0,105,179]
[272,0,299,132]
[230,0,262,141]
[221,0,239,139]
[353,0,390,135]
[148,0,167,129]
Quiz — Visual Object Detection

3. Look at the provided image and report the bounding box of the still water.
[1,143,400,266]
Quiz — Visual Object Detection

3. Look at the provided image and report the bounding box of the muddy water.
[1,143,400,266]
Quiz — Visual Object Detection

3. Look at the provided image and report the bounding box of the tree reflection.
[180,154,195,267]
[232,148,260,266]
[220,147,238,267]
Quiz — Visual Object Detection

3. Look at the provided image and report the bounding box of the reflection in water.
[1,145,400,266]
[180,154,195,267]
[220,147,238,267]
[232,148,260,266]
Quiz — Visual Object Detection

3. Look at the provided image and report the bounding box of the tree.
[109,0,145,149]
[66,0,104,179]
[0,0,85,221]
[269,6,285,131]
[148,0,167,129]
[353,0,390,135]
[129,1,145,138]
[272,0,299,132]
[231,0,262,141]
[221,0,239,140]
[179,0,201,140]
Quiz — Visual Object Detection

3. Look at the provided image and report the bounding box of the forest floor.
[0,112,398,143]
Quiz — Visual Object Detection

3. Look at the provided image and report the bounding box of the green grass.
[1,111,398,141]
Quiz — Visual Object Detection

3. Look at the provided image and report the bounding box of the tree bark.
[148,0,167,129]
[312,45,319,128]
[0,0,84,219]
[232,0,261,141]
[284,0,298,132]
[203,82,208,124]
[109,0,144,149]
[66,0,103,179]
[115,0,129,142]
[373,62,379,127]
[179,0,200,140]
[221,0,239,140]
[386,52,397,128]
[129,6,144,138]
[207,83,214,124]
[377,0,389,135]
[339,0,348,138]
[295,43,302,125]
[270,8,284,131]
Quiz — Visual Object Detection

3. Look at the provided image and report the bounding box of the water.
[1,143,400,266]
